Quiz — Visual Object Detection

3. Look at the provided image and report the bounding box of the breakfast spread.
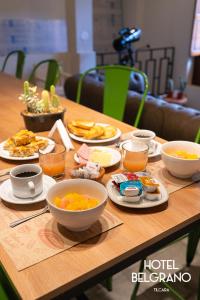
[112,172,161,202]
[68,120,117,140]
[3,130,48,157]
[165,149,199,159]
[53,193,99,211]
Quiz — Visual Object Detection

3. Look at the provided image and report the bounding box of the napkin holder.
[48,120,74,151]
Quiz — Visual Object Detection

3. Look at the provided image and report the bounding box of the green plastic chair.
[29,59,60,91]
[76,65,149,127]
[1,50,25,79]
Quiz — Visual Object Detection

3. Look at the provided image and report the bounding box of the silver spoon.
[9,206,49,228]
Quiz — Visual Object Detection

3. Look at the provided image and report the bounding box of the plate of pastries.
[67,120,121,143]
[0,130,55,160]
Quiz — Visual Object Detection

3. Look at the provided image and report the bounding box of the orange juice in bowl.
[122,141,148,172]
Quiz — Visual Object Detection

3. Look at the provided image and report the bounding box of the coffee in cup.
[10,164,43,198]
[132,129,156,148]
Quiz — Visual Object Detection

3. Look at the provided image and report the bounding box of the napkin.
[48,120,74,151]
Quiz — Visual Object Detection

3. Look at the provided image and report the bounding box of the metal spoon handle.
[9,206,49,228]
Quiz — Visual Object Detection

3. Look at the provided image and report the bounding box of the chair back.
[1,50,25,79]
[29,59,60,91]
[76,65,149,127]
[195,128,200,143]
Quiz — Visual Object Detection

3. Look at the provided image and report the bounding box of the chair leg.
[0,282,9,300]
[130,259,145,300]
[103,277,113,291]
[186,229,200,266]
[0,265,19,300]
[198,272,200,300]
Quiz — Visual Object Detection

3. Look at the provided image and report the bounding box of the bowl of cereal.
[161,141,200,178]
[46,179,108,231]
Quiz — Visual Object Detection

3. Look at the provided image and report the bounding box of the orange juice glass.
[122,141,148,172]
[39,144,66,178]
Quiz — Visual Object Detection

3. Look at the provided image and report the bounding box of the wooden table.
[0,74,199,300]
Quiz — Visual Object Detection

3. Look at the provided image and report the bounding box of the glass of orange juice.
[122,141,148,172]
[39,144,66,178]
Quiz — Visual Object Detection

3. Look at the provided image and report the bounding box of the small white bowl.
[161,141,200,178]
[46,179,108,231]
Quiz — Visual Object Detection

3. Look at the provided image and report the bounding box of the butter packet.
[120,180,143,197]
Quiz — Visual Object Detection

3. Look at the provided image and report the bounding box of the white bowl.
[46,179,108,231]
[161,141,200,178]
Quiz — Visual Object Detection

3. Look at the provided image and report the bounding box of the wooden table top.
[0,73,199,300]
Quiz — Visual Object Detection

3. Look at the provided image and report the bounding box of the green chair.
[29,59,60,91]
[186,127,200,267]
[130,128,200,299]
[77,65,148,293]
[1,50,25,79]
[0,264,19,300]
[76,65,149,127]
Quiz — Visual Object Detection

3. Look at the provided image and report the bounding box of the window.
[191,0,200,85]
[191,0,200,56]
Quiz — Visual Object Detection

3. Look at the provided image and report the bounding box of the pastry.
[11,130,36,146]
[3,130,49,157]
[83,125,104,139]
[10,146,35,157]
[99,125,117,139]
[67,123,90,137]
[71,120,95,130]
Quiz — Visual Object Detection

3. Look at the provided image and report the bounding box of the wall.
[122,0,200,110]
[0,0,67,78]
[0,0,96,80]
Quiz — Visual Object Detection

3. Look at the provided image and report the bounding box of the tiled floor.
[82,238,200,300]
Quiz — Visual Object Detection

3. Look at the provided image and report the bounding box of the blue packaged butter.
[120,180,143,197]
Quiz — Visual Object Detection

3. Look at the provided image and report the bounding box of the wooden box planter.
[21,109,66,132]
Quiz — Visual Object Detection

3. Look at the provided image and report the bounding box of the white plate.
[0,175,56,205]
[69,123,121,144]
[74,146,121,168]
[0,137,55,161]
[106,178,168,208]
[120,140,162,158]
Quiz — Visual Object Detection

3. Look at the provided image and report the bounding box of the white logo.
[131,260,191,284]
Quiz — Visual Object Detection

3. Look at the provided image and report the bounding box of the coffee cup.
[10,164,43,198]
[131,130,156,149]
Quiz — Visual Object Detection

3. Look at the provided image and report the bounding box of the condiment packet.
[86,161,100,172]
[112,174,128,184]
[120,180,143,197]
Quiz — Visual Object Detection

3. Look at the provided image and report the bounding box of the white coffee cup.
[10,164,43,198]
[131,129,156,147]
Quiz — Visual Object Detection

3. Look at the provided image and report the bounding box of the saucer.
[0,175,56,204]
[120,140,161,158]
